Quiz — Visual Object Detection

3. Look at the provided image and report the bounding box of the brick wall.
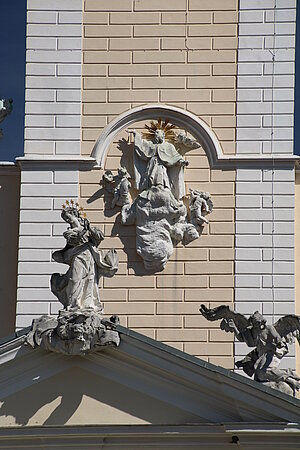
[25,0,82,155]
[235,166,295,370]
[16,166,79,328]
[16,0,83,327]
[78,0,240,366]
[236,0,296,154]
[295,172,300,376]
[81,0,238,157]
[234,0,297,370]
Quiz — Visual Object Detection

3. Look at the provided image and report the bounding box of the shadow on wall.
[0,169,20,337]
[87,138,148,274]
[0,364,199,426]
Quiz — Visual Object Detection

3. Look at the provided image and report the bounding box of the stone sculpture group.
[102,120,213,272]
[25,117,300,398]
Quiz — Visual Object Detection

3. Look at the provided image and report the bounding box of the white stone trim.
[25,0,82,156]
[236,0,296,155]
[16,163,79,328]
[235,166,295,370]
[235,1,297,371]
[91,104,225,168]
[91,104,299,169]
[0,424,299,449]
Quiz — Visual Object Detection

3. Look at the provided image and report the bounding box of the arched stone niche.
[91,104,224,168]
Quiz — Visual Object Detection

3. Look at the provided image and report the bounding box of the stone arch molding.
[91,104,224,168]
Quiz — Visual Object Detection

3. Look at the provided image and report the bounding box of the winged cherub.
[199,304,300,396]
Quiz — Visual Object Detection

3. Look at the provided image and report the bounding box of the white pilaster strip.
[16,0,83,328]
[235,0,297,370]
[25,0,82,156]
[237,0,296,155]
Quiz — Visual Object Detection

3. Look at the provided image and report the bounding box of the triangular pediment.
[0,326,299,428]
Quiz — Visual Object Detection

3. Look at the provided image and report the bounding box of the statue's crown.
[62,199,86,217]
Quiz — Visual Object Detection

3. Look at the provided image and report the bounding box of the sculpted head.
[118,167,128,178]
[249,311,266,329]
[154,129,165,144]
[61,207,81,227]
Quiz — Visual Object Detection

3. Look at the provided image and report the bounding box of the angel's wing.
[199,304,249,333]
[175,132,200,155]
[274,315,300,344]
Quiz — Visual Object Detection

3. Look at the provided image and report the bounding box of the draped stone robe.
[133,131,185,200]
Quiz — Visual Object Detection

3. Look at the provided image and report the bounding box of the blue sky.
[0,1,26,162]
[0,3,299,160]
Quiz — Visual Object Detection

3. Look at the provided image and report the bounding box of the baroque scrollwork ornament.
[102,120,213,272]
[26,201,120,355]
[200,304,300,397]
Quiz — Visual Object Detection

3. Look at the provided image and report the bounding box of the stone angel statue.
[189,189,213,226]
[200,304,300,396]
[101,167,131,209]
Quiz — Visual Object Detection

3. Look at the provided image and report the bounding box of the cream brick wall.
[81,0,238,157]
[79,0,239,366]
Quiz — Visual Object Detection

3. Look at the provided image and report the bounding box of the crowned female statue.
[26,201,120,355]
[51,201,118,312]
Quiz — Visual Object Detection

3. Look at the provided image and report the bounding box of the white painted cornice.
[0,423,299,449]
[0,325,299,424]
[16,155,96,168]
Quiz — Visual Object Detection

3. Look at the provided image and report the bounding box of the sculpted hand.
[179,159,189,167]
[126,129,136,136]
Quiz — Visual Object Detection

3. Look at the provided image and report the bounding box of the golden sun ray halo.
[142,119,177,142]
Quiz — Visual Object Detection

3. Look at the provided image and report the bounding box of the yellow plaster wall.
[81,0,238,157]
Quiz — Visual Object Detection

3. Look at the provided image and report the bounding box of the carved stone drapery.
[102,121,213,272]
[26,202,120,355]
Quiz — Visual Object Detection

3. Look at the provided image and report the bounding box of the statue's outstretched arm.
[200,304,250,342]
